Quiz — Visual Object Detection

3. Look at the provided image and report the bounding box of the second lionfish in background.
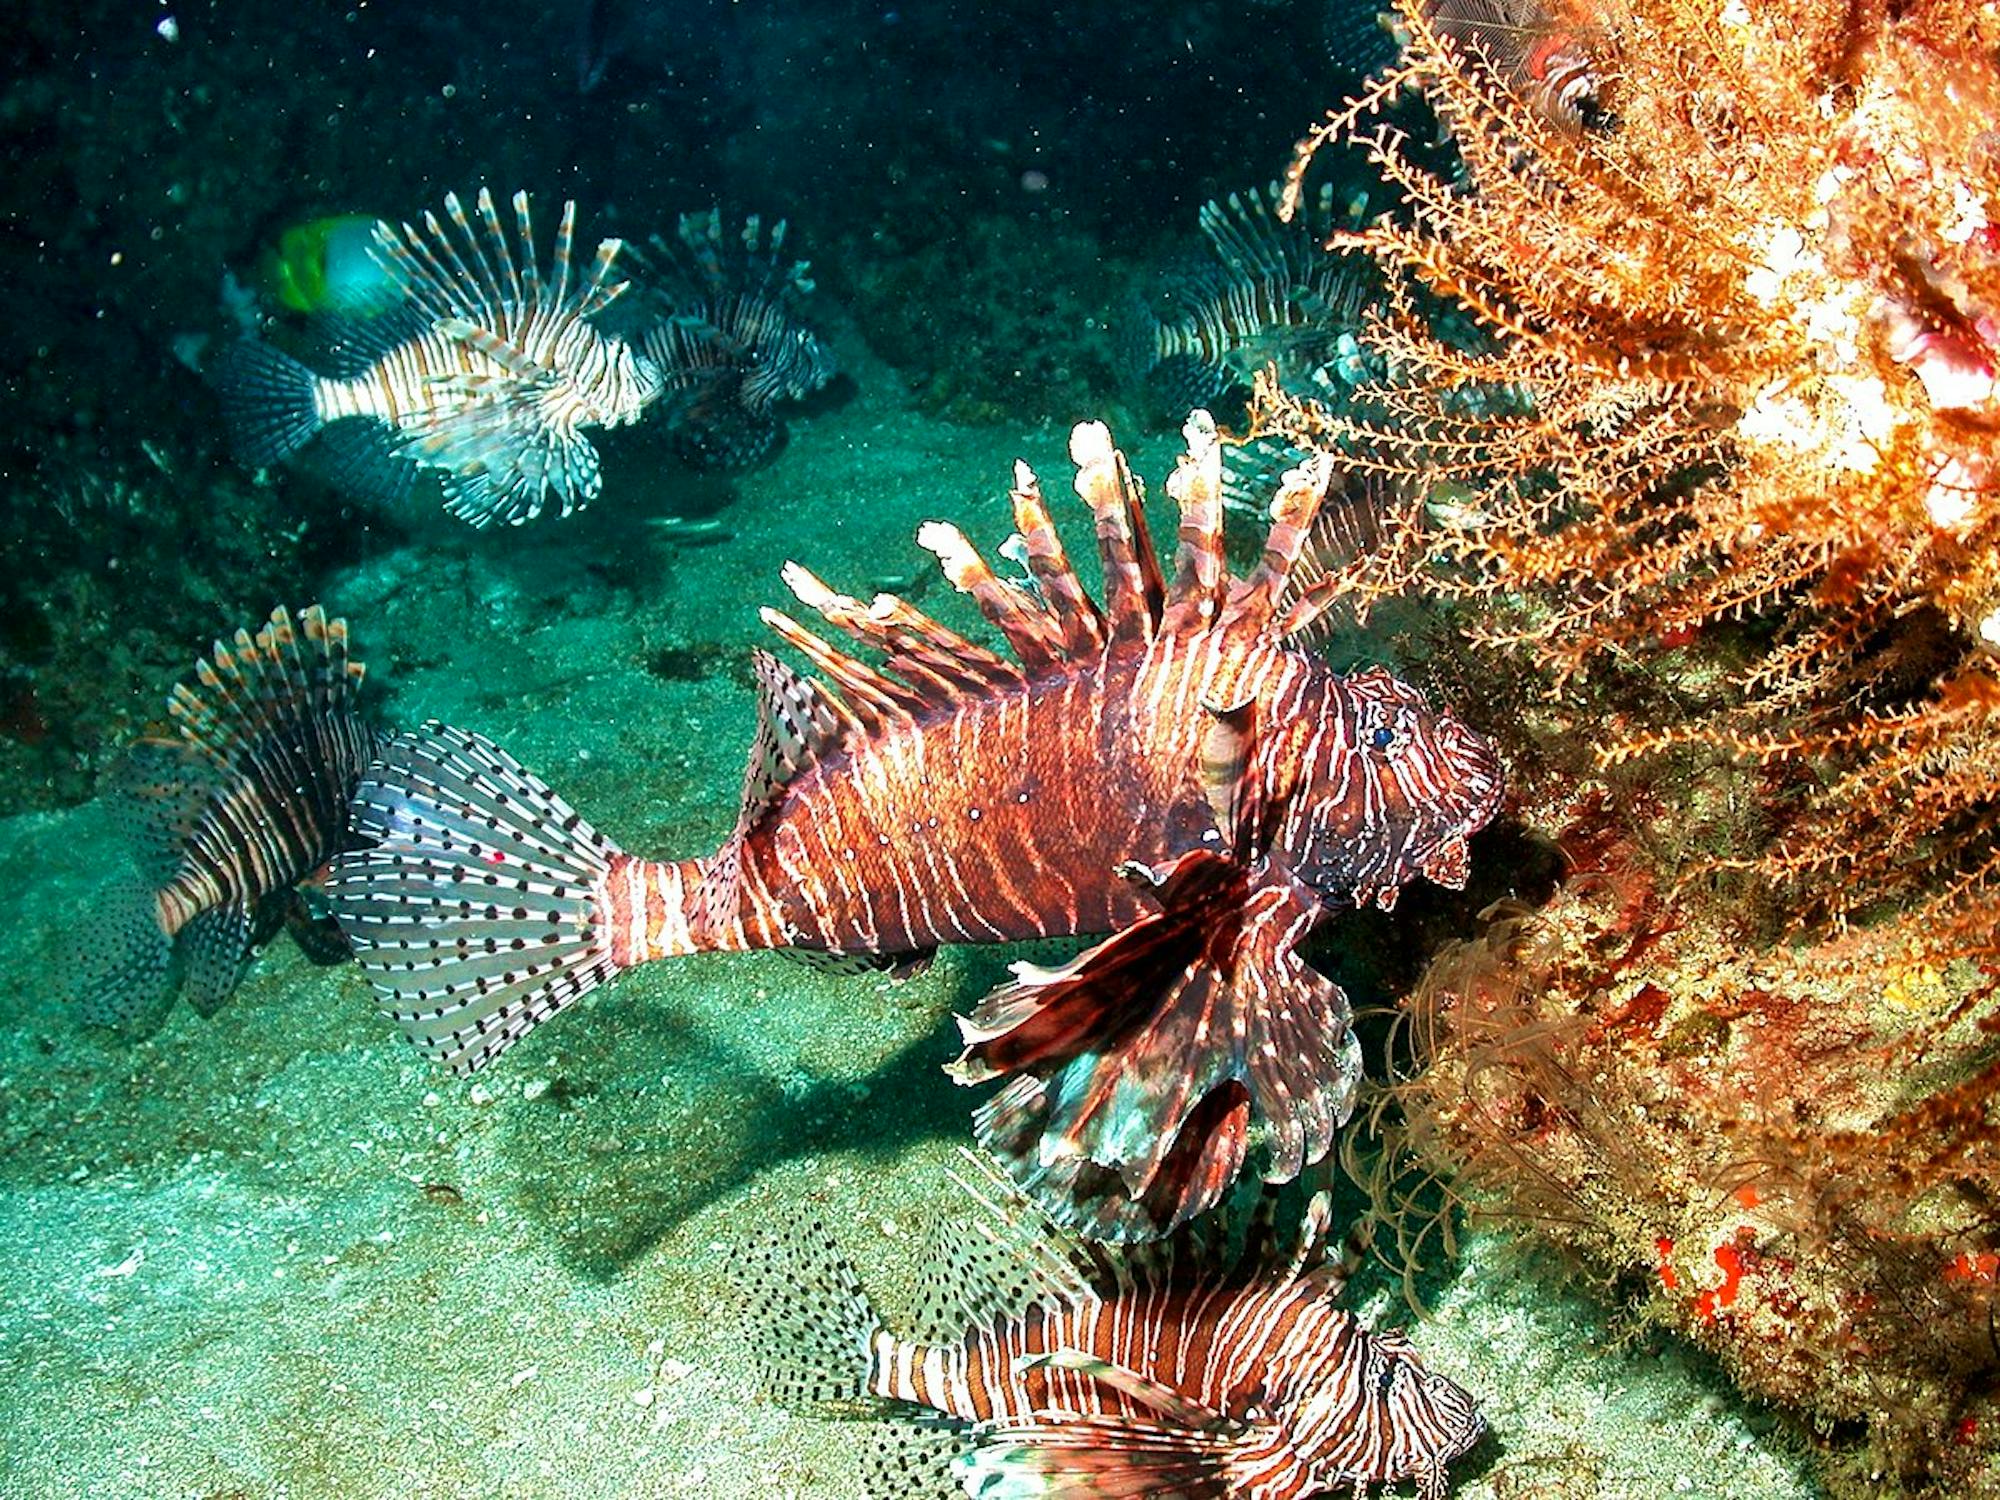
[75,605,383,1035]
[1123,183,1378,420]
[748,1157,1486,1499]
[632,208,837,470]
[212,188,662,527]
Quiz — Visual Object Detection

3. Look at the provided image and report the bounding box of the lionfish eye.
[1375,1362,1397,1399]
[1370,724,1395,751]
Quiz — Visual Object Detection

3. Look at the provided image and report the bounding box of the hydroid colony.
[1261,0,2000,1485]
[1275,0,2000,954]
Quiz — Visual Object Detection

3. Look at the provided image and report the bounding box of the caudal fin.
[72,879,178,1036]
[208,340,325,467]
[739,1218,883,1405]
[326,722,627,1074]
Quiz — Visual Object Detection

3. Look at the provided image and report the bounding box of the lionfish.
[1419,0,1615,132]
[748,1157,1486,1499]
[327,413,1502,1240]
[212,188,662,528]
[632,208,837,470]
[76,606,382,1035]
[1123,184,1376,419]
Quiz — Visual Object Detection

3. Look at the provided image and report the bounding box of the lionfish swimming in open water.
[76,605,382,1035]
[632,208,837,470]
[212,188,662,528]
[748,1155,1486,1498]
[326,413,1503,1240]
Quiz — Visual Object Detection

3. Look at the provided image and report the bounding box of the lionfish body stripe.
[747,1166,1486,1499]
[76,605,384,1034]
[328,413,1502,1240]
[210,188,662,527]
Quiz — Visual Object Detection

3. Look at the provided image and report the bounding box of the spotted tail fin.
[740,1218,885,1405]
[208,340,325,467]
[327,723,636,1074]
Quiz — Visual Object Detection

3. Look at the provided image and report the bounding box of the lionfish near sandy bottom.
[211,188,662,528]
[748,1159,1485,1499]
[326,414,1503,1240]
[75,605,382,1035]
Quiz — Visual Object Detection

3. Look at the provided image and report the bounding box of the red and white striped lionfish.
[326,414,1503,1241]
[76,606,382,1035]
[632,208,838,471]
[1123,184,1376,420]
[749,1157,1485,1499]
[212,188,662,528]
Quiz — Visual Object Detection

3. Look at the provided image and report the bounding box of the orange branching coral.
[1262,0,2000,956]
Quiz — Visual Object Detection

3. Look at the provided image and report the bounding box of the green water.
[0,340,1821,1496]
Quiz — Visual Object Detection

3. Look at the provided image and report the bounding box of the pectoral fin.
[954,849,1358,1243]
[966,1412,1238,1499]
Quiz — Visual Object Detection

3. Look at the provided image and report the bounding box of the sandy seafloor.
[0,342,1822,1499]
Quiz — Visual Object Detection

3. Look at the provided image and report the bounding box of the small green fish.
[258,213,403,319]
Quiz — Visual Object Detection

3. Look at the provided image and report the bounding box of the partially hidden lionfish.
[632,208,838,470]
[326,414,1502,1240]
[1419,0,1616,132]
[76,605,382,1035]
[1124,184,1376,419]
[749,1156,1486,1499]
[212,188,662,528]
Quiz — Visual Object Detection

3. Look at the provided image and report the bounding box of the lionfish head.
[1287,668,1504,908]
[740,322,838,414]
[1294,1329,1486,1488]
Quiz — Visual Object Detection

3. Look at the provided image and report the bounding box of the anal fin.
[178,903,256,1017]
[780,946,934,979]
[309,417,423,507]
[860,1415,976,1500]
[282,888,356,967]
